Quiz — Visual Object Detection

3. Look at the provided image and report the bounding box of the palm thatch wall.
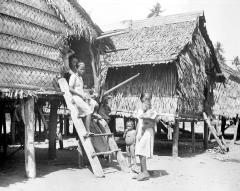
[105,11,221,120]
[0,0,106,97]
[213,63,240,118]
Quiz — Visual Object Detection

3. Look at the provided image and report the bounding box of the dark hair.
[140,92,152,102]
[69,56,78,70]
[76,62,85,69]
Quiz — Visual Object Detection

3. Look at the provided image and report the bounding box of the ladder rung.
[92,149,121,157]
[84,133,113,138]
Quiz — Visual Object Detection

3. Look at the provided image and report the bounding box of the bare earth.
[1,139,240,191]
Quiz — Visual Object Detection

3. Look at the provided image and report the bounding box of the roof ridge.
[131,10,204,29]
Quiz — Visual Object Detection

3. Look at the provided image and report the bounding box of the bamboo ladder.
[58,78,128,177]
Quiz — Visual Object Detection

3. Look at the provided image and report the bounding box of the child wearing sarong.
[69,62,98,135]
[133,93,157,181]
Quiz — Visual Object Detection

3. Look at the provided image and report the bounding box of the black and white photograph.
[0,0,240,190]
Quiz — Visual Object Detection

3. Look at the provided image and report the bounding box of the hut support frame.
[22,97,36,178]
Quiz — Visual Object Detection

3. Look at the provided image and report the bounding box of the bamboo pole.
[96,30,129,40]
[22,98,36,178]
[103,73,140,96]
[172,120,179,157]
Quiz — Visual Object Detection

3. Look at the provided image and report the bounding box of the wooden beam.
[172,120,179,157]
[48,100,59,160]
[203,121,208,150]
[96,30,129,40]
[22,98,36,178]
[203,113,227,152]
[191,121,195,153]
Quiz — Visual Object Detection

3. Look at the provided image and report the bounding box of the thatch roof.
[213,63,240,118]
[106,11,218,70]
[0,0,107,97]
[104,11,221,119]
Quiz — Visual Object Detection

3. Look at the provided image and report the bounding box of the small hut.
[104,11,223,155]
[213,63,240,118]
[0,0,110,178]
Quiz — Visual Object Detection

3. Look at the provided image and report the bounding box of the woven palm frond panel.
[0,48,61,73]
[0,33,61,61]
[0,14,64,48]
[0,62,58,89]
[16,0,56,16]
[0,0,69,34]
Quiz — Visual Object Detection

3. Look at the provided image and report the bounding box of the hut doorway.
[67,36,95,89]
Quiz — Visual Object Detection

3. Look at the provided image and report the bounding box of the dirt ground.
[1,136,240,191]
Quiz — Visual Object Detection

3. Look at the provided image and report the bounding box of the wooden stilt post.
[48,100,59,160]
[232,117,239,144]
[58,114,63,150]
[38,112,41,136]
[203,121,208,150]
[11,112,16,144]
[2,108,7,157]
[191,121,195,153]
[64,115,69,135]
[172,120,179,157]
[182,121,185,130]
[22,98,36,178]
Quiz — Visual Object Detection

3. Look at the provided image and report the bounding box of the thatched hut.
[105,11,223,121]
[0,0,111,177]
[104,11,224,156]
[213,63,240,118]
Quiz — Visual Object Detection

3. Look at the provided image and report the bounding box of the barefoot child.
[123,120,137,167]
[133,93,157,181]
[69,62,98,135]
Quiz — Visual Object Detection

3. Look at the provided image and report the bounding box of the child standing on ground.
[69,62,98,136]
[133,93,157,181]
[123,120,137,167]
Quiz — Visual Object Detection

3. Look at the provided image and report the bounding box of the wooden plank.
[172,120,179,157]
[58,78,104,177]
[22,98,36,178]
[97,119,129,172]
[191,121,195,153]
[48,100,59,159]
[203,113,227,152]
[92,149,121,157]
